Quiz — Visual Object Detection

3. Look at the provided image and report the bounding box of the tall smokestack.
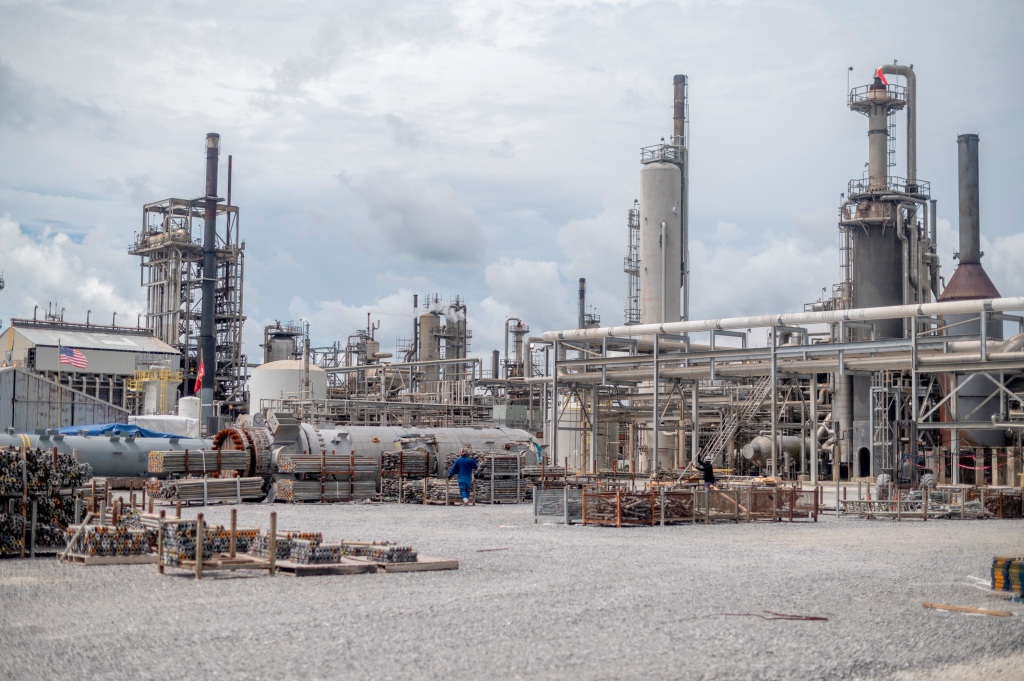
[578,278,586,329]
[957,133,981,264]
[199,133,220,433]
[672,75,687,146]
[939,133,999,304]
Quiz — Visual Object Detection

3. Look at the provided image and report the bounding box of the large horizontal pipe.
[542,297,1024,342]
[0,432,209,478]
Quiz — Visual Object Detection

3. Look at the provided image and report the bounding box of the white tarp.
[129,415,200,438]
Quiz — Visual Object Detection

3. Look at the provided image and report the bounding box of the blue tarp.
[56,423,181,439]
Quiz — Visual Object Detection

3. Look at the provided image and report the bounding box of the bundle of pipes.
[203,526,259,555]
[381,449,431,479]
[151,477,265,504]
[424,478,464,504]
[522,465,567,478]
[339,541,417,564]
[65,525,149,558]
[248,532,300,561]
[475,453,524,478]
[0,447,92,555]
[0,447,93,495]
[475,478,526,504]
[380,478,425,503]
[289,538,346,564]
[0,513,26,555]
[276,453,377,475]
[272,479,376,503]
[992,557,1024,595]
[148,450,252,475]
[159,520,203,566]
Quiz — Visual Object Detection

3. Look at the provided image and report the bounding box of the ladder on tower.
[696,375,774,464]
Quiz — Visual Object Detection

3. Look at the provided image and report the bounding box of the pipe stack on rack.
[381,449,431,478]
[273,479,376,502]
[380,478,426,503]
[65,525,148,557]
[340,541,417,563]
[151,477,265,504]
[475,452,526,504]
[276,453,377,475]
[148,450,252,475]
[0,446,93,556]
[424,478,464,504]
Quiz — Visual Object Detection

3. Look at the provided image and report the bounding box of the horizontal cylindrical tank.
[0,432,209,478]
[336,425,535,477]
[741,435,816,469]
[248,360,328,413]
[639,161,682,324]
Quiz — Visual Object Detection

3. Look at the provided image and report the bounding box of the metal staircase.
[697,375,774,463]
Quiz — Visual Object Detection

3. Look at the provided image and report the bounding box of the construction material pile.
[475,452,526,503]
[0,447,92,494]
[425,478,463,504]
[159,520,206,566]
[381,449,431,478]
[273,478,376,502]
[151,476,265,504]
[289,538,345,564]
[380,478,425,503]
[248,531,321,561]
[65,525,148,558]
[982,489,1023,519]
[276,453,377,475]
[991,556,1023,595]
[148,450,251,475]
[340,541,417,564]
[0,447,93,555]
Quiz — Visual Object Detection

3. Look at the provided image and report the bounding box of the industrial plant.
[2,49,1023,681]
[0,63,1020,498]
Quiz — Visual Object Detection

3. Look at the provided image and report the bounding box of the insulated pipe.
[958,133,981,263]
[878,64,916,185]
[542,297,1024,342]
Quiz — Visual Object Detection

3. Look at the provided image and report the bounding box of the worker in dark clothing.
[694,456,716,488]
[448,449,478,506]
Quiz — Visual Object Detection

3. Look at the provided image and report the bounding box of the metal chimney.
[957,133,981,264]
[578,278,586,329]
[199,133,220,433]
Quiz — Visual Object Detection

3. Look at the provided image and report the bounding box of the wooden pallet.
[274,558,377,577]
[64,553,158,566]
[348,556,459,573]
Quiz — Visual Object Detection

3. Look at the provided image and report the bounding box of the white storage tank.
[248,360,328,413]
[178,396,201,421]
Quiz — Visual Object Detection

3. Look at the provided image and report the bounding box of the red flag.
[875,68,888,86]
[194,357,205,394]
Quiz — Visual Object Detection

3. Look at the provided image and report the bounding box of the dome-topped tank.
[248,360,327,413]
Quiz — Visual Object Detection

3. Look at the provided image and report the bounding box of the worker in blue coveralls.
[448,448,478,506]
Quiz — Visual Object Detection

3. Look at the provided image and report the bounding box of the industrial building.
[0,314,180,431]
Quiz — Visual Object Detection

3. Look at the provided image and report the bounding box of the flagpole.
[57,339,62,429]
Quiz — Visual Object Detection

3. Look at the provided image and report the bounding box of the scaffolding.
[130,197,247,410]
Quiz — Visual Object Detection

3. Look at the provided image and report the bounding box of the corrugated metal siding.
[0,367,129,432]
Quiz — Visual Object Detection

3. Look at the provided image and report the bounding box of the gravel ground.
[1,497,1023,681]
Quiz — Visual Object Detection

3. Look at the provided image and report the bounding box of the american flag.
[59,346,89,369]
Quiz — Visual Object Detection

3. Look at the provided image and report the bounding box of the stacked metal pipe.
[65,525,149,557]
[339,541,417,564]
[380,478,425,503]
[276,453,377,475]
[148,450,251,475]
[381,449,430,478]
[424,478,464,504]
[152,477,265,504]
[273,479,375,503]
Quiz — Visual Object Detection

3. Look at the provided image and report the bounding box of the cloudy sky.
[1,0,1021,367]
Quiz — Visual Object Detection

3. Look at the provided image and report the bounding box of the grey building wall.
[0,367,129,432]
